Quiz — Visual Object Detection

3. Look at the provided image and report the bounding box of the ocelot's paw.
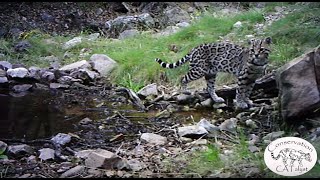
[213,96,225,103]
[245,99,254,107]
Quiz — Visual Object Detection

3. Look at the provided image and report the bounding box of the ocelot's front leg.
[235,76,254,109]
[205,73,225,103]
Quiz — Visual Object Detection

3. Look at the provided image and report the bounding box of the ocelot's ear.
[248,39,253,45]
[265,37,272,44]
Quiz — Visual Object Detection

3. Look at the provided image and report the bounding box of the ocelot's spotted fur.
[154,37,272,109]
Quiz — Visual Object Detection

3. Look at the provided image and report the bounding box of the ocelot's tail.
[155,53,191,69]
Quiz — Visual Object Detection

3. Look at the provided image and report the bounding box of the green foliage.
[0,145,7,160]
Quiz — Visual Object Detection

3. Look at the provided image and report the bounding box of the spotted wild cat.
[154,37,272,109]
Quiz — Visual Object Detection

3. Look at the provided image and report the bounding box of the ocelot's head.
[247,37,272,66]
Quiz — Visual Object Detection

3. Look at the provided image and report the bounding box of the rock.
[176,93,194,104]
[75,149,96,159]
[49,83,70,89]
[60,165,85,178]
[276,46,320,121]
[57,76,82,85]
[262,131,285,141]
[14,40,32,52]
[233,21,242,28]
[248,145,259,153]
[140,133,167,145]
[0,61,12,70]
[118,29,139,40]
[188,139,208,145]
[0,77,8,84]
[70,68,99,81]
[0,141,7,154]
[87,33,100,41]
[89,54,118,77]
[200,98,213,107]
[84,148,122,169]
[153,26,180,38]
[12,84,33,93]
[41,71,55,82]
[8,144,34,156]
[79,117,93,125]
[28,66,41,80]
[51,133,72,146]
[178,125,208,138]
[7,67,29,78]
[219,118,237,132]
[137,83,158,97]
[197,118,220,133]
[248,134,259,145]
[62,37,82,50]
[38,148,55,161]
[245,34,254,39]
[59,60,91,72]
[213,103,227,109]
[27,155,37,164]
[245,119,258,129]
[105,13,154,38]
[176,22,190,28]
[127,159,145,171]
[164,7,190,26]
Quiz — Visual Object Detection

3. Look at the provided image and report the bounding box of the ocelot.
[154,37,272,109]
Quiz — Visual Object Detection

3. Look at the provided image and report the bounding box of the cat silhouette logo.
[264,137,317,176]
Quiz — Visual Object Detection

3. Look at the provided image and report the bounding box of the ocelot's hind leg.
[205,73,225,103]
[180,67,205,95]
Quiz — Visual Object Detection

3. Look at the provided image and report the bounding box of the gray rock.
[213,103,227,109]
[41,71,55,82]
[140,133,167,145]
[178,125,208,137]
[200,98,213,107]
[8,144,34,155]
[28,66,41,80]
[51,133,72,146]
[248,134,260,145]
[118,29,139,40]
[233,21,242,28]
[219,118,237,132]
[153,26,180,38]
[78,68,100,81]
[75,149,96,159]
[245,119,258,129]
[14,40,32,52]
[197,118,220,133]
[62,37,82,50]
[137,83,158,97]
[0,69,6,77]
[38,148,55,161]
[176,22,190,28]
[0,61,12,70]
[60,165,85,178]
[248,145,259,153]
[0,77,8,84]
[277,46,320,121]
[89,54,118,77]
[176,93,194,104]
[87,33,100,41]
[27,155,37,164]
[59,60,91,72]
[12,84,33,93]
[84,148,122,169]
[164,7,190,26]
[0,141,7,154]
[262,131,285,141]
[49,83,70,89]
[57,76,83,85]
[7,67,29,78]
[127,159,145,171]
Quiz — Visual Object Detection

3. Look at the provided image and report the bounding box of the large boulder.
[276,45,320,121]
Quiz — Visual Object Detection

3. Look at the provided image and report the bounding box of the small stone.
[8,144,34,155]
[262,131,285,141]
[63,37,82,50]
[178,125,208,138]
[12,84,33,93]
[6,67,29,78]
[38,148,55,161]
[85,148,122,169]
[233,21,242,28]
[79,117,93,125]
[219,118,237,132]
[49,83,70,89]
[60,165,85,178]
[51,133,72,146]
[140,133,167,145]
[248,145,259,153]
[245,119,258,129]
